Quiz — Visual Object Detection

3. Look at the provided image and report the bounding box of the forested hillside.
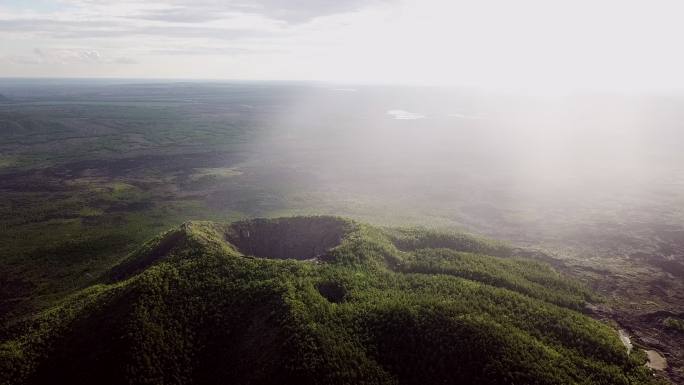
[0,217,658,385]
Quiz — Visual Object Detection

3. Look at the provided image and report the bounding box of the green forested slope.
[0,217,656,385]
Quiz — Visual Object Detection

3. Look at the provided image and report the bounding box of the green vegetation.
[664,317,684,333]
[0,217,656,385]
[1,82,682,383]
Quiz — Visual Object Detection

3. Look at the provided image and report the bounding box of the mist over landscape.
[3,0,684,384]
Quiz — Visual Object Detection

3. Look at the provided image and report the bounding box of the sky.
[1,0,684,90]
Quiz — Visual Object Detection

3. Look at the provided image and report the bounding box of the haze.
[2,0,684,91]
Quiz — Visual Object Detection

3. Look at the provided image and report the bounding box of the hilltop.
[0,217,658,385]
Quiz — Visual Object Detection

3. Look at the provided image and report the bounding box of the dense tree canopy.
[0,217,657,385]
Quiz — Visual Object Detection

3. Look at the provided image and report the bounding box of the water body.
[645,350,667,370]
[618,329,668,370]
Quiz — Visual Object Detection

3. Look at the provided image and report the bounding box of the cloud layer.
[2,0,684,91]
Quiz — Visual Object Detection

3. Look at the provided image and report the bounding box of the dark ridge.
[225,216,349,260]
[0,94,10,103]
[107,228,186,281]
[640,310,684,322]
[384,227,512,257]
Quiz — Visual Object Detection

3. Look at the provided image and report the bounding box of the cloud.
[0,17,274,40]
[2,48,137,65]
[149,46,279,56]
[0,18,112,33]
[0,0,394,76]
[6,0,681,90]
[63,0,390,24]
[131,6,232,23]
[448,113,486,120]
[233,0,387,23]
[387,110,425,120]
[0,0,382,43]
